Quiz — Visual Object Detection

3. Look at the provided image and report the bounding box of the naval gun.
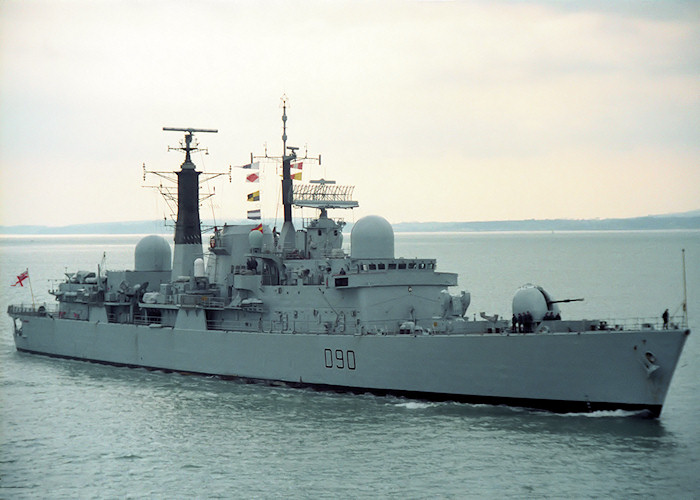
[512,284,584,323]
[549,298,585,304]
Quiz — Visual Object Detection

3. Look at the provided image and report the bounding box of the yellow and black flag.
[247,190,260,202]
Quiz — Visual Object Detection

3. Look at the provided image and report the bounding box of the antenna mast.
[682,248,688,328]
[144,128,231,224]
[248,96,321,253]
[281,95,288,158]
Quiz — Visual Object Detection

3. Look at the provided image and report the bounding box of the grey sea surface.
[1,231,699,498]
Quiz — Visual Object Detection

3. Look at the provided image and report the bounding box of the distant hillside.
[1,213,699,235]
[0,220,173,235]
[392,215,700,232]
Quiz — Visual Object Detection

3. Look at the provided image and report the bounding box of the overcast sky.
[1,0,698,227]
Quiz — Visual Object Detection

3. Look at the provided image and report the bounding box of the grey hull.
[13,316,689,416]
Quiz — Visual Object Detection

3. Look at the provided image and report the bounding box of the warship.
[8,103,690,417]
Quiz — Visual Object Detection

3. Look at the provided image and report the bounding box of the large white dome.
[351,215,394,259]
[135,235,172,271]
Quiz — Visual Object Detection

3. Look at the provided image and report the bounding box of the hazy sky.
[1,0,698,227]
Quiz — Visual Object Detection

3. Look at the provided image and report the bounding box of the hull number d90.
[324,349,356,370]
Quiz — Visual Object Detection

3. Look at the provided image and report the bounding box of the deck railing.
[7,304,55,317]
[582,316,687,332]
[178,294,227,308]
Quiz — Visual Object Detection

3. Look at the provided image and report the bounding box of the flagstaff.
[28,270,35,308]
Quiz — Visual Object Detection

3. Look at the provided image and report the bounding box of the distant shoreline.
[392,216,700,233]
[2,213,699,235]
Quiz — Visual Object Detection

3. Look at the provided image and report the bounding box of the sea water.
[1,231,698,498]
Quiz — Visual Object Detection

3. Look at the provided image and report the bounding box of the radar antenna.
[162,127,218,162]
[143,127,231,226]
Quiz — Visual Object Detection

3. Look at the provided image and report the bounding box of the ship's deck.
[8,304,686,335]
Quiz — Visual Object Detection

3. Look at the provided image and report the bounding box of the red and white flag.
[12,269,29,287]
[246,172,259,183]
[291,161,303,170]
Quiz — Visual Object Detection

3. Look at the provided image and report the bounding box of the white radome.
[351,215,394,259]
[135,235,172,272]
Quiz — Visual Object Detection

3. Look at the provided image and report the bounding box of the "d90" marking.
[324,349,356,370]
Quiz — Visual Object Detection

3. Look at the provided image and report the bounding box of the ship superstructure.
[7,104,690,417]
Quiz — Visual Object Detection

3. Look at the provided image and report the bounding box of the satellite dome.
[512,284,560,322]
[249,229,263,251]
[193,257,205,278]
[351,215,394,259]
[135,235,172,272]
